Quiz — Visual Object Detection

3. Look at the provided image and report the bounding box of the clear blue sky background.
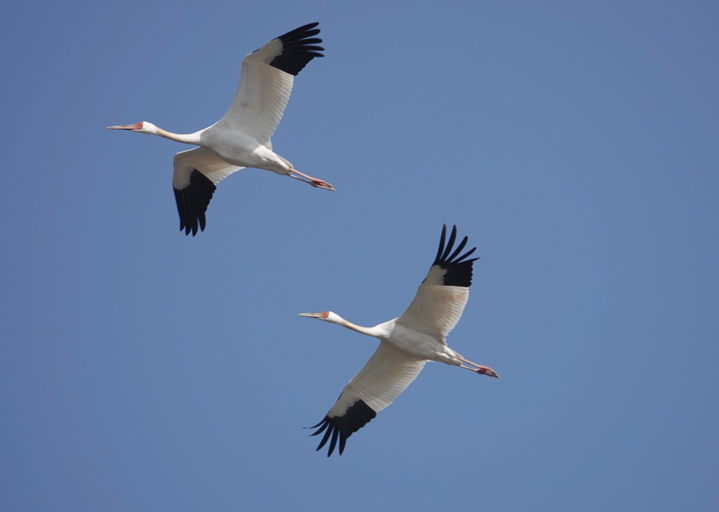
[1,1,718,510]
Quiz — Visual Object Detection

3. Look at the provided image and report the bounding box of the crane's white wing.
[217,23,323,146]
[172,147,243,236]
[310,341,426,456]
[396,225,479,342]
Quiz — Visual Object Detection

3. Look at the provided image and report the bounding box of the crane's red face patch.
[133,122,144,130]
[320,311,330,318]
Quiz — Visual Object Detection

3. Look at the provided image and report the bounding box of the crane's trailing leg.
[457,355,499,378]
[289,170,336,191]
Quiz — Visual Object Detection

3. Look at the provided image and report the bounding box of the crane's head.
[299,311,342,324]
[107,121,159,134]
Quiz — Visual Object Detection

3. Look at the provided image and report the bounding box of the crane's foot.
[458,356,499,378]
[289,170,336,191]
[310,179,336,191]
[474,365,499,378]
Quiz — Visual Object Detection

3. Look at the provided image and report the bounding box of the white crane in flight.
[108,22,334,236]
[299,225,498,456]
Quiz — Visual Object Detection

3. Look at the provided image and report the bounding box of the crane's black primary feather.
[310,399,376,457]
[432,225,479,287]
[173,169,216,236]
[270,22,325,76]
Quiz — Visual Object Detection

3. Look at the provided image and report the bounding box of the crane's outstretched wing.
[310,342,426,457]
[217,22,324,146]
[396,225,479,342]
[172,147,243,236]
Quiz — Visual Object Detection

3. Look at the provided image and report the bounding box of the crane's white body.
[300,225,498,456]
[109,23,332,235]
[333,316,464,364]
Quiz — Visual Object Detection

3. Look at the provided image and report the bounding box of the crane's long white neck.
[158,128,202,145]
[145,122,203,145]
[324,312,387,338]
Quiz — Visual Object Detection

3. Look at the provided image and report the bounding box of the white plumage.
[108,22,333,236]
[299,225,499,456]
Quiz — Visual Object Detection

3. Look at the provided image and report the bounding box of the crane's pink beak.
[107,122,143,131]
[298,312,329,319]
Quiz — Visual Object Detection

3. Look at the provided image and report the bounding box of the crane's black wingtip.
[432,225,478,287]
[174,169,215,237]
[309,399,377,457]
[271,23,325,75]
[300,21,320,31]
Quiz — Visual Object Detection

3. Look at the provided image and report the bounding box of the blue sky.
[1,1,718,510]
